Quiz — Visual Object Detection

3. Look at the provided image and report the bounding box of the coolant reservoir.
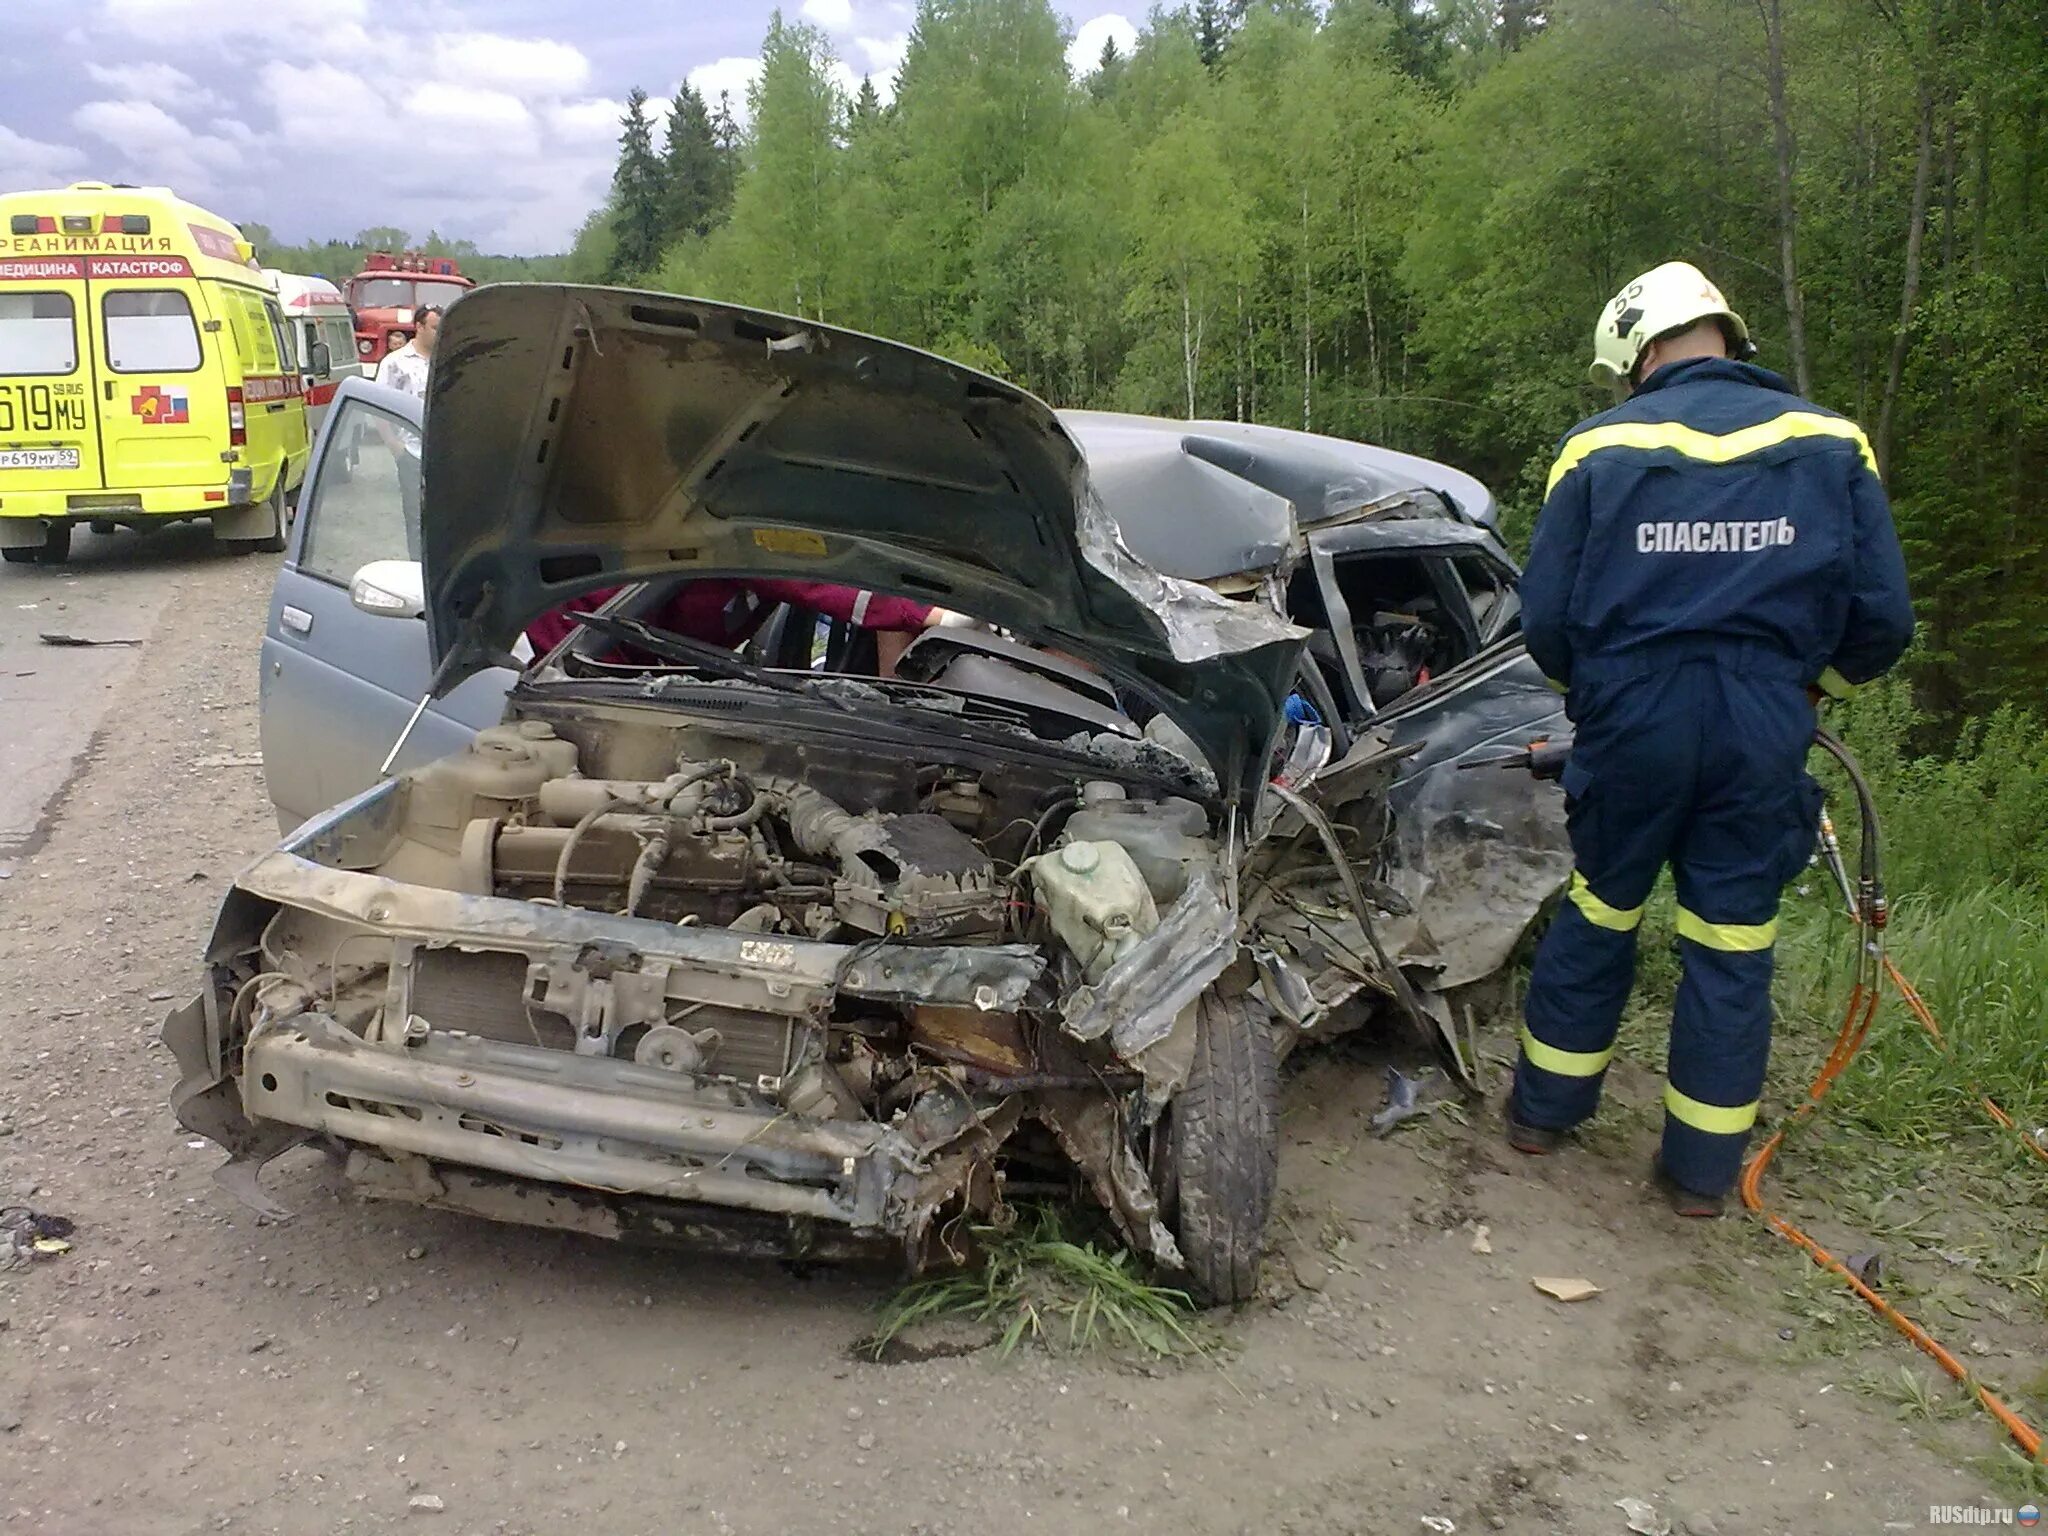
[1024,840,1160,982]
[1062,796,1208,904]
[408,721,580,836]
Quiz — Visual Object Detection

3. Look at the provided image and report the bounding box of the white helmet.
[1590,261,1753,384]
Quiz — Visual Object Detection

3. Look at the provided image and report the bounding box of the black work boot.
[1652,1157,1728,1218]
[1503,1096,1567,1155]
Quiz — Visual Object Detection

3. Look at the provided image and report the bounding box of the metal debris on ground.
[37,633,142,648]
[1615,1496,1671,1536]
[1420,1518,1458,1534]
[1,1206,76,1267]
[1371,1066,1433,1138]
[1844,1251,1883,1289]
[1531,1275,1601,1303]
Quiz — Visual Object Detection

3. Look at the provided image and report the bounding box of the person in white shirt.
[373,306,439,402]
[372,307,439,531]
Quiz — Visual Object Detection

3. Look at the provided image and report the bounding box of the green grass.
[865,1206,1208,1362]
[1774,887,2048,1149]
[1857,1362,1978,1423]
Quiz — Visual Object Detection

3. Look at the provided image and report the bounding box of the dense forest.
[237,225,577,289]
[567,0,2044,727]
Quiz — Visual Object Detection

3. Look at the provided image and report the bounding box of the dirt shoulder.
[0,558,2007,1536]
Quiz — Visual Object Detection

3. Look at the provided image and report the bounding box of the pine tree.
[1194,0,1230,68]
[1497,0,1548,50]
[1091,36,1127,100]
[607,88,666,279]
[660,83,724,243]
[850,76,885,132]
[709,90,742,221]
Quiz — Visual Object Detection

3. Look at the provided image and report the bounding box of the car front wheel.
[1164,989,1280,1305]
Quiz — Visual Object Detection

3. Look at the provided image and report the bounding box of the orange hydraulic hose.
[1739,958,2046,1461]
[1884,956,2048,1167]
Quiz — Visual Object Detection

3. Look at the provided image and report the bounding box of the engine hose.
[1738,726,2045,1463]
[552,796,629,907]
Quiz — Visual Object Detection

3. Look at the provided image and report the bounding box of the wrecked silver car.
[166,286,1566,1303]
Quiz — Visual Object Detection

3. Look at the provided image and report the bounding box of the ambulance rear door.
[0,255,101,491]
[90,255,228,492]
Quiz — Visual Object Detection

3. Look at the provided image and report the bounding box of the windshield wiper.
[573,612,847,705]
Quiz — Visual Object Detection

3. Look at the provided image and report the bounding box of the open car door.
[259,377,515,829]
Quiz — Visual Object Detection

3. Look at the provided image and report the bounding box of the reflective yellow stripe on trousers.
[1664,1083,1760,1135]
[1520,1026,1614,1079]
[1569,871,1645,933]
[1546,411,1880,497]
[1675,906,1778,952]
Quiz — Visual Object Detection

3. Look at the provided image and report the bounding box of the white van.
[262,269,362,439]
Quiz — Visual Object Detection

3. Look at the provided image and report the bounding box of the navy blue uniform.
[1513,356,1913,1196]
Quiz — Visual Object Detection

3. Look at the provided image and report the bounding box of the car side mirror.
[350,559,425,620]
[309,340,332,374]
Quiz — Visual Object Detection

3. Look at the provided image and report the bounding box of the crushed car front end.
[166,680,1265,1281]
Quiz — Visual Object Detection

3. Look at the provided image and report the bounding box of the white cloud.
[0,125,86,188]
[403,82,535,134]
[801,0,855,26]
[30,5,787,251]
[548,98,627,143]
[72,97,193,148]
[1068,12,1139,77]
[84,61,219,109]
[102,0,369,44]
[434,32,591,96]
[67,99,255,203]
[260,61,395,147]
[827,61,865,101]
[854,32,909,76]
[687,56,764,121]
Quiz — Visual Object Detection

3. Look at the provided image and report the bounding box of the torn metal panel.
[1074,486,1306,664]
[1057,861,1235,1060]
[1376,649,1572,988]
[1031,1091,1183,1269]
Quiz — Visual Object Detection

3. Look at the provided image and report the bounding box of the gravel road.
[0,532,2003,1535]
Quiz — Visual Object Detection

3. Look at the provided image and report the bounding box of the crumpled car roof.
[1060,410,1497,584]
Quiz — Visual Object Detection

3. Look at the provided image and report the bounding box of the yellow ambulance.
[0,182,310,564]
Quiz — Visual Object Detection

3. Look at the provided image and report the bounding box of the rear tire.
[1165,990,1280,1306]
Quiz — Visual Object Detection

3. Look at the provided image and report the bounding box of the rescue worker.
[1507,261,1915,1216]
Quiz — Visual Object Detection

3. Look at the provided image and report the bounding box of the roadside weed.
[866,1206,1207,1362]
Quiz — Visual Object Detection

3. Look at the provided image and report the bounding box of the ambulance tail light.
[227,388,246,447]
[9,216,56,235]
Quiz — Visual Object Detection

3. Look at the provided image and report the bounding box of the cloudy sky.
[1,1,1142,255]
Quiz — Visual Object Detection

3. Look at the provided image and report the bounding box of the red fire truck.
[343,251,474,365]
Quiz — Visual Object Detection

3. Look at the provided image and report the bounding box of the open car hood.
[420,285,1303,806]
